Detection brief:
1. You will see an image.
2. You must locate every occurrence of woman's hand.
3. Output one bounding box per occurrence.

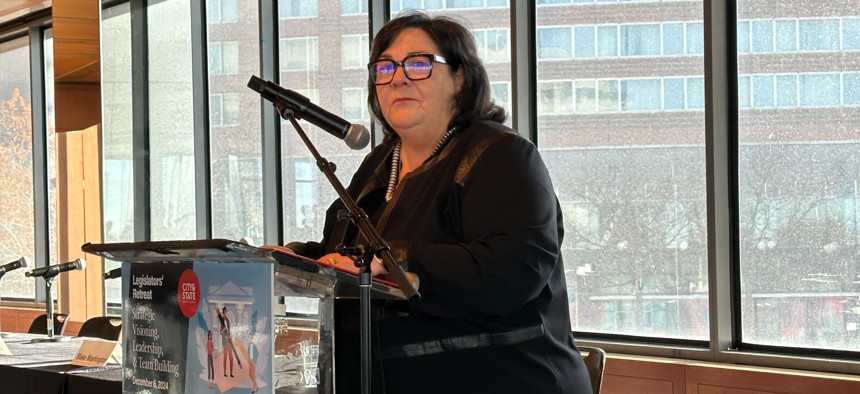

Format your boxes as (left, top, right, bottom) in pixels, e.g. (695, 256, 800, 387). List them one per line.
(317, 253, 387, 276)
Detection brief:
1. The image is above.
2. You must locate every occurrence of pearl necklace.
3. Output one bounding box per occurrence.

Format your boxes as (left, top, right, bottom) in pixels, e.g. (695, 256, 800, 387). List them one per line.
(385, 126, 457, 202)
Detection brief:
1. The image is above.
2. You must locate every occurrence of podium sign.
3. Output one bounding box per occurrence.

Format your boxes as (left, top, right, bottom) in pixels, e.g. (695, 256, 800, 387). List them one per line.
(84, 239, 405, 394)
(85, 240, 274, 393)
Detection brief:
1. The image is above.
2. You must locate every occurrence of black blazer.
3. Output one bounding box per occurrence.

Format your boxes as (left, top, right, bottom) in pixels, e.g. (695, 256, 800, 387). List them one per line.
(291, 121, 592, 393)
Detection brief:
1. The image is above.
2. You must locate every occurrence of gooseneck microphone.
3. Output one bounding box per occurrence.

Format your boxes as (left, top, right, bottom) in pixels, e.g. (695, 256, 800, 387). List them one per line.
(25, 258, 86, 279)
(247, 75, 370, 150)
(104, 267, 122, 280)
(0, 256, 28, 278)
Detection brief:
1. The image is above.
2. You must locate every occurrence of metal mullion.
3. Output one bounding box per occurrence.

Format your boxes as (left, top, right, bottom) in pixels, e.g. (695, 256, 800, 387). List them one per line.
(368, 0, 390, 146)
(191, 0, 212, 239)
(260, 0, 282, 245)
(511, 1, 537, 143)
(30, 25, 49, 303)
(131, 0, 151, 241)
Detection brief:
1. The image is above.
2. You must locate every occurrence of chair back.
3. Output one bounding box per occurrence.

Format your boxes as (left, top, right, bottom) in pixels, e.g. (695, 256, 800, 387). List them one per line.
(27, 313, 69, 336)
(579, 346, 606, 394)
(77, 316, 122, 341)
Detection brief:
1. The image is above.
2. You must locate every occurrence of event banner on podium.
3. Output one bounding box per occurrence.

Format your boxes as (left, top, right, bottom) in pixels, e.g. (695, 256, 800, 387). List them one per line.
(122, 261, 274, 393)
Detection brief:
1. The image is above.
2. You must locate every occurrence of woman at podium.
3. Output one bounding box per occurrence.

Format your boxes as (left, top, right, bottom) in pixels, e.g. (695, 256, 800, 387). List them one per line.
(285, 11, 592, 394)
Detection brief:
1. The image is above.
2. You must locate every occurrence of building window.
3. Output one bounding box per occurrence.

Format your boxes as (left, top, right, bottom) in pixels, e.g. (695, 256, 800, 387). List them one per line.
(664, 78, 686, 110)
(663, 23, 684, 55)
(490, 82, 511, 112)
(341, 34, 369, 69)
(621, 79, 662, 111)
(775, 20, 796, 52)
(474, 28, 510, 63)
(279, 0, 317, 19)
(538, 27, 572, 59)
(621, 24, 661, 56)
(207, 0, 237, 24)
(342, 87, 368, 121)
(0, 36, 36, 300)
(752, 75, 774, 108)
(845, 73, 860, 105)
(341, 0, 368, 15)
(799, 73, 840, 106)
(209, 41, 239, 75)
(752, 20, 774, 52)
(844, 18, 860, 50)
(574, 26, 595, 58)
(798, 19, 840, 51)
(597, 25, 618, 57)
(209, 93, 240, 127)
(775, 74, 798, 107)
(538, 81, 573, 114)
(280, 37, 319, 71)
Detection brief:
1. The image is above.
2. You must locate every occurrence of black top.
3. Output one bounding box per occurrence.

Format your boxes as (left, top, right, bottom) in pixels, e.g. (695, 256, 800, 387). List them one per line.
(290, 121, 592, 393)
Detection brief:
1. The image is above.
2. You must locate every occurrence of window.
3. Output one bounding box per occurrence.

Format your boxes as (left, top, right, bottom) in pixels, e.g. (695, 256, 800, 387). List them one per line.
(101, 2, 133, 308)
(621, 79, 661, 111)
(663, 23, 684, 56)
(575, 26, 595, 58)
(597, 26, 618, 57)
(798, 73, 840, 107)
(279, 0, 318, 19)
(538, 81, 573, 114)
(490, 81, 511, 111)
(537, 1, 707, 341)
(341, 34, 369, 69)
(148, 0, 196, 240)
(752, 75, 774, 108)
(0, 36, 36, 299)
(538, 27, 572, 59)
(621, 24, 661, 56)
(775, 20, 796, 52)
(798, 19, 839, 51)
(663, 77, 685, 110)
(207, 0, 238, 23)
(738, 1, 860, 354)
(341, 0, 369, 15)
(280, 37, 319, 71)
(751, 20, 773, 52)
(209, 41, 239, 75)
(342, 87, 368, 121)
(207, 0, 263, 244)
(844, 18, 860, 50)
(845, 73, 860, 105)
(474, 28, 510, 63)
(575, 80, 597, 113)
(210, 93, 240, 126)
(775, 74, 797, 107)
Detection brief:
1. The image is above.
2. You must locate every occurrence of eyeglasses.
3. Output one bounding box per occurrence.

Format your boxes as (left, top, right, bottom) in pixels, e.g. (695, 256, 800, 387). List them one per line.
(368, 53, 448, 85)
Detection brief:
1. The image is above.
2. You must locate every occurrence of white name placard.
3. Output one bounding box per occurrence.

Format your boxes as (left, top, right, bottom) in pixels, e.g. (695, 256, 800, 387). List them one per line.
(0, 336, 10, 356)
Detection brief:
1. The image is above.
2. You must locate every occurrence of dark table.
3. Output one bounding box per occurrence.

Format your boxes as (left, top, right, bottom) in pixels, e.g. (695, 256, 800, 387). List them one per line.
(0, 332, 121, 394)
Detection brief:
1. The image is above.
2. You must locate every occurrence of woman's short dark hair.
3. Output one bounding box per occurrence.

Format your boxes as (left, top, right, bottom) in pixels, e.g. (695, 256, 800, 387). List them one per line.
(367, 11, 507, 137)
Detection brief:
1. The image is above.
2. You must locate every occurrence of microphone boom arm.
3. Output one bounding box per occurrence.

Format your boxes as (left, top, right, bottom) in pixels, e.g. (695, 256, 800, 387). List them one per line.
(280, 109, 420, 299)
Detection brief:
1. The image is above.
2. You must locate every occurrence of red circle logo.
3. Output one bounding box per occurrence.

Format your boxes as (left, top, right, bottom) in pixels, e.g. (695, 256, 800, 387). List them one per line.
(177, 269, 200, 318)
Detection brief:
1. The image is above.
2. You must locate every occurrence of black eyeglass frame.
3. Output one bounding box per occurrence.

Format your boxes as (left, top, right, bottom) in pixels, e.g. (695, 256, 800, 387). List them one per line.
(367, 53, 448, 85)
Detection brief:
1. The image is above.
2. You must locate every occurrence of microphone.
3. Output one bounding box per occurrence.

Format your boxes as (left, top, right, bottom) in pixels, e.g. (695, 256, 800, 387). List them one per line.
(247, 75, 370, 150)
(0, 256, 28, 278)
(25, 258, 86, 279)
(104, 268, 122, 280)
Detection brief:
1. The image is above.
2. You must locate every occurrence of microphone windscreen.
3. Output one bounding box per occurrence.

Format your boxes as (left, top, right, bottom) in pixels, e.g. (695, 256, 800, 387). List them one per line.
(19, 256, 29, 268)
(76, 258, 87, 270)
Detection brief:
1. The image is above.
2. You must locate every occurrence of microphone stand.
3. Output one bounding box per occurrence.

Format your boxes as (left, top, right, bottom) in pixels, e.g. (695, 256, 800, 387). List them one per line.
(0, 276, 13, 338)
(31, 276, 70, 343)
(279, 108, 420, 394)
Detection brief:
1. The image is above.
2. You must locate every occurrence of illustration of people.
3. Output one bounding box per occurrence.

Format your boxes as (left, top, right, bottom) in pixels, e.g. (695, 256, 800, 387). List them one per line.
(216, 306, 242, 377)
(207, 330, 215, 388)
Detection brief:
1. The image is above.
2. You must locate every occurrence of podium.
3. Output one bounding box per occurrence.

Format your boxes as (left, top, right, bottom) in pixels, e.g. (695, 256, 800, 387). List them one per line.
(82, 239, 404, 394)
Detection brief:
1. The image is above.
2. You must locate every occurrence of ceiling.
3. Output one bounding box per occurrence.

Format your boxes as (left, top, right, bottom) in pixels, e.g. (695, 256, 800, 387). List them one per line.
(0, 0, 100, 84)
